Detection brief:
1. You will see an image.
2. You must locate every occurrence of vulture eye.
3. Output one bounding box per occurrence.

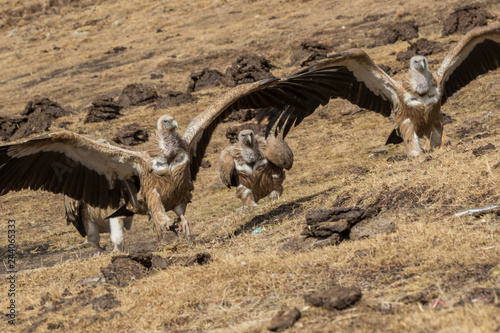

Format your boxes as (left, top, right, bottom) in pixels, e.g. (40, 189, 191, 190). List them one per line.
(163, 120, 170, 125)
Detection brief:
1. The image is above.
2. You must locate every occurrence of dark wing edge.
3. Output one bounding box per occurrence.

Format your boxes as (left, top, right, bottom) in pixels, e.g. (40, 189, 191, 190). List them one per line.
(0, 131, 142, 209)
(64, 196, 86, 237)
(256, 48, 399, 139)
(436, 25, 500, 105)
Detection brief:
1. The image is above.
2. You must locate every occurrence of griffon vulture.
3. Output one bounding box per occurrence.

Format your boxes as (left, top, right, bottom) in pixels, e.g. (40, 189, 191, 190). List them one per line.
(219, 129, 293, 207)
(64, 196, 133, 255)
(256, 25, 500, 156)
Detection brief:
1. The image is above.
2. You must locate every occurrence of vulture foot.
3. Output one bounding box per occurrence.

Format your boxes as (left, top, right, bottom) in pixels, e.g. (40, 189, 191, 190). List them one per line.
(268, 191, 280, 200)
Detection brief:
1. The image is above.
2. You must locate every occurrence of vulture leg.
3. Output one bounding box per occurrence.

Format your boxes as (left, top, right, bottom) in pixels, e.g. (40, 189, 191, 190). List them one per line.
(269, 169, 285, 200)
(236, 185, 258, 207)
(399, 118, 421, 157)
(147, 190, 173, 239)
(173, 203, 190, 239)
(429, 124, 444, 150)
(109, 217, 125, 253)
(82, 209, 106, 256)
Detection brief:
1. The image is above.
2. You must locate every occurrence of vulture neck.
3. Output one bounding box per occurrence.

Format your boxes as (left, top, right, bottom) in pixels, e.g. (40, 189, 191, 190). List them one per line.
(150, 130, 181, 159)
(408, 69, 433, 96)
(240, 142, 262, 164)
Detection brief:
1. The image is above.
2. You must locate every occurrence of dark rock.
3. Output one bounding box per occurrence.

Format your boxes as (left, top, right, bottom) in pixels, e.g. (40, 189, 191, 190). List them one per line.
(84, 96, 123, 123)
(100, 256, 148, 287)
(350, 217, 395, 240)
(200, 160, 211, 168)
(442, 4, 494, 36)
(150, 73, 164, 79)
(225, 123, 267, 143)
(472, 143, 495, 157)
(91, 293, 121, 311)
(290, 41, 331, 67)
(372, 21, 419, 47)
(304, 285, 362, 310)
(117, 83, 159, 107)
(267, 307, 301, 332)
(225, 54, 275, 87)
(0, 98, 70, 141)
(113, 123, 149, 146)
(188, 68, 227, 92)
(155, 90, 196, 108)
(105, 46, 127, 54)
(396, 38, 444, 61)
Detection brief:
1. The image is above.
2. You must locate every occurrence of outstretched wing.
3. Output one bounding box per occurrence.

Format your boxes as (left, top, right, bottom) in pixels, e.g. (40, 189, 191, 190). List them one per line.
(0, 131, 143, 209)
(64, 196, 86, 237)
(436, 25, 500, 105)
(182, 49, 400, 179)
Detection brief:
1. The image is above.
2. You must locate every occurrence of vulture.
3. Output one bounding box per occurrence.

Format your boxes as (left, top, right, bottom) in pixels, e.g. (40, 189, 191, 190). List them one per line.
(219, 129, 293, 207)
(63, 139, 133, 256)
(64, 196, 133, 255)
(255, 25, 500, 156)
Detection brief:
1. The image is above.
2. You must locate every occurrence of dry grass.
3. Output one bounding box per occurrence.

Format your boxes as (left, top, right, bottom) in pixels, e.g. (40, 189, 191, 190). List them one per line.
(1, 0, 500, 332)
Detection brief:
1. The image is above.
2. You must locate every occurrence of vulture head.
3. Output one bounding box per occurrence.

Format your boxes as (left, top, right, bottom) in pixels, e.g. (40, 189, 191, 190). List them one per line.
(238, 129, 255, 148)
(410, 55, 428, 73)
(157, 114, 179, 135)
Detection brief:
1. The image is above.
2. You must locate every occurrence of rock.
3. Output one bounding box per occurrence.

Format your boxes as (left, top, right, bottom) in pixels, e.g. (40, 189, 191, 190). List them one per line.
(396, 38, 444, 61)
(472, 143, 495, 157)
(289, 41, 331, 67)
(112, 123, 149, 146)
(304, 285, 362, 310)
(188, 68, 227, 92)
(117, 83, 159, 107)
(267, 307, 301, 332)
(350, 216, 396, 240)
(100, 256, 149, 287)
(155, 90, 196, 108)
(0, 98, 70, 141)
(83, 96, 123, 123)
(442, 4, 494, 36)
(372, 21, 419, 47)
(225, 54, 275, 87)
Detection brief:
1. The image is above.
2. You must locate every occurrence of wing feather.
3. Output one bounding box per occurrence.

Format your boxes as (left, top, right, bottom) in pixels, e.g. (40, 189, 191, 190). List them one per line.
(64, 196, 86, 238)
(0, 131, 143, 209)
(218, 148, 238, 187)
(436, 25, 500, 104)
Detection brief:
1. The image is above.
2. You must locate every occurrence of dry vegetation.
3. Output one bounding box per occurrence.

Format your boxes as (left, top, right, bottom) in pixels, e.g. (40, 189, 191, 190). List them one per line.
(0, 0, 499, 332)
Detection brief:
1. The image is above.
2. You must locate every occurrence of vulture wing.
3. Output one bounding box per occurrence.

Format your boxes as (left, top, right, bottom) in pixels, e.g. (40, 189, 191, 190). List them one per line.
(64, 196, 86, 237)
(0, 131, 143, 209)
(436, 25, 500, 105)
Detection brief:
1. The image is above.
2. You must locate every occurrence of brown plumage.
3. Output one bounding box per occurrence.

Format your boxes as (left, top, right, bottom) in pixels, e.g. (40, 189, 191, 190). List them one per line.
(64, 196, 133, 255)
(219, 129, 293, 207)
(256, 26, 500, 157)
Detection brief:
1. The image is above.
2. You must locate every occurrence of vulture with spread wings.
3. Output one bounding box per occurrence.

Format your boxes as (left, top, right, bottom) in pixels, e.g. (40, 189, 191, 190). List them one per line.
(256, 25, 500, 156)
(219, 129, 293, 207)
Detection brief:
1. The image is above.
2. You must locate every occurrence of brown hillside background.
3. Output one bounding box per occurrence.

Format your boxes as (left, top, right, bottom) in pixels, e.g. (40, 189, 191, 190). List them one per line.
(0, 0, 499, 332)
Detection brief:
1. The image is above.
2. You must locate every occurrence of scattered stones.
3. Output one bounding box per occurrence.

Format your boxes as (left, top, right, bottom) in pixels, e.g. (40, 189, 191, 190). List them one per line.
(267, 307, 301, 332)
(225, 123, 266, 143)
(104, 46, 127, 54)
(116, 83, 159, 107)
(112, 123, 149, 146)
(396, 38, 444, 61)
(289, 41, 331, 67)
(225, 54, 275, 87)
(304, 285, 362, 311)
(0, 98, 70, 141)
(372, 21, 419, 47)
(442, 4, 494, 36)
(472, 143, 495, 157)
(83, 96, 123, 123)
(188, 68, 226, 92)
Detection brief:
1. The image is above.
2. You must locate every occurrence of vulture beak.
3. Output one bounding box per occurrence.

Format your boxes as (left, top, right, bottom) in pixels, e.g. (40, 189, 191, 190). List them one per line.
(247, 135, 252, 145)
(172, 120, 179, 129)
(418, 59, 425, 70)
